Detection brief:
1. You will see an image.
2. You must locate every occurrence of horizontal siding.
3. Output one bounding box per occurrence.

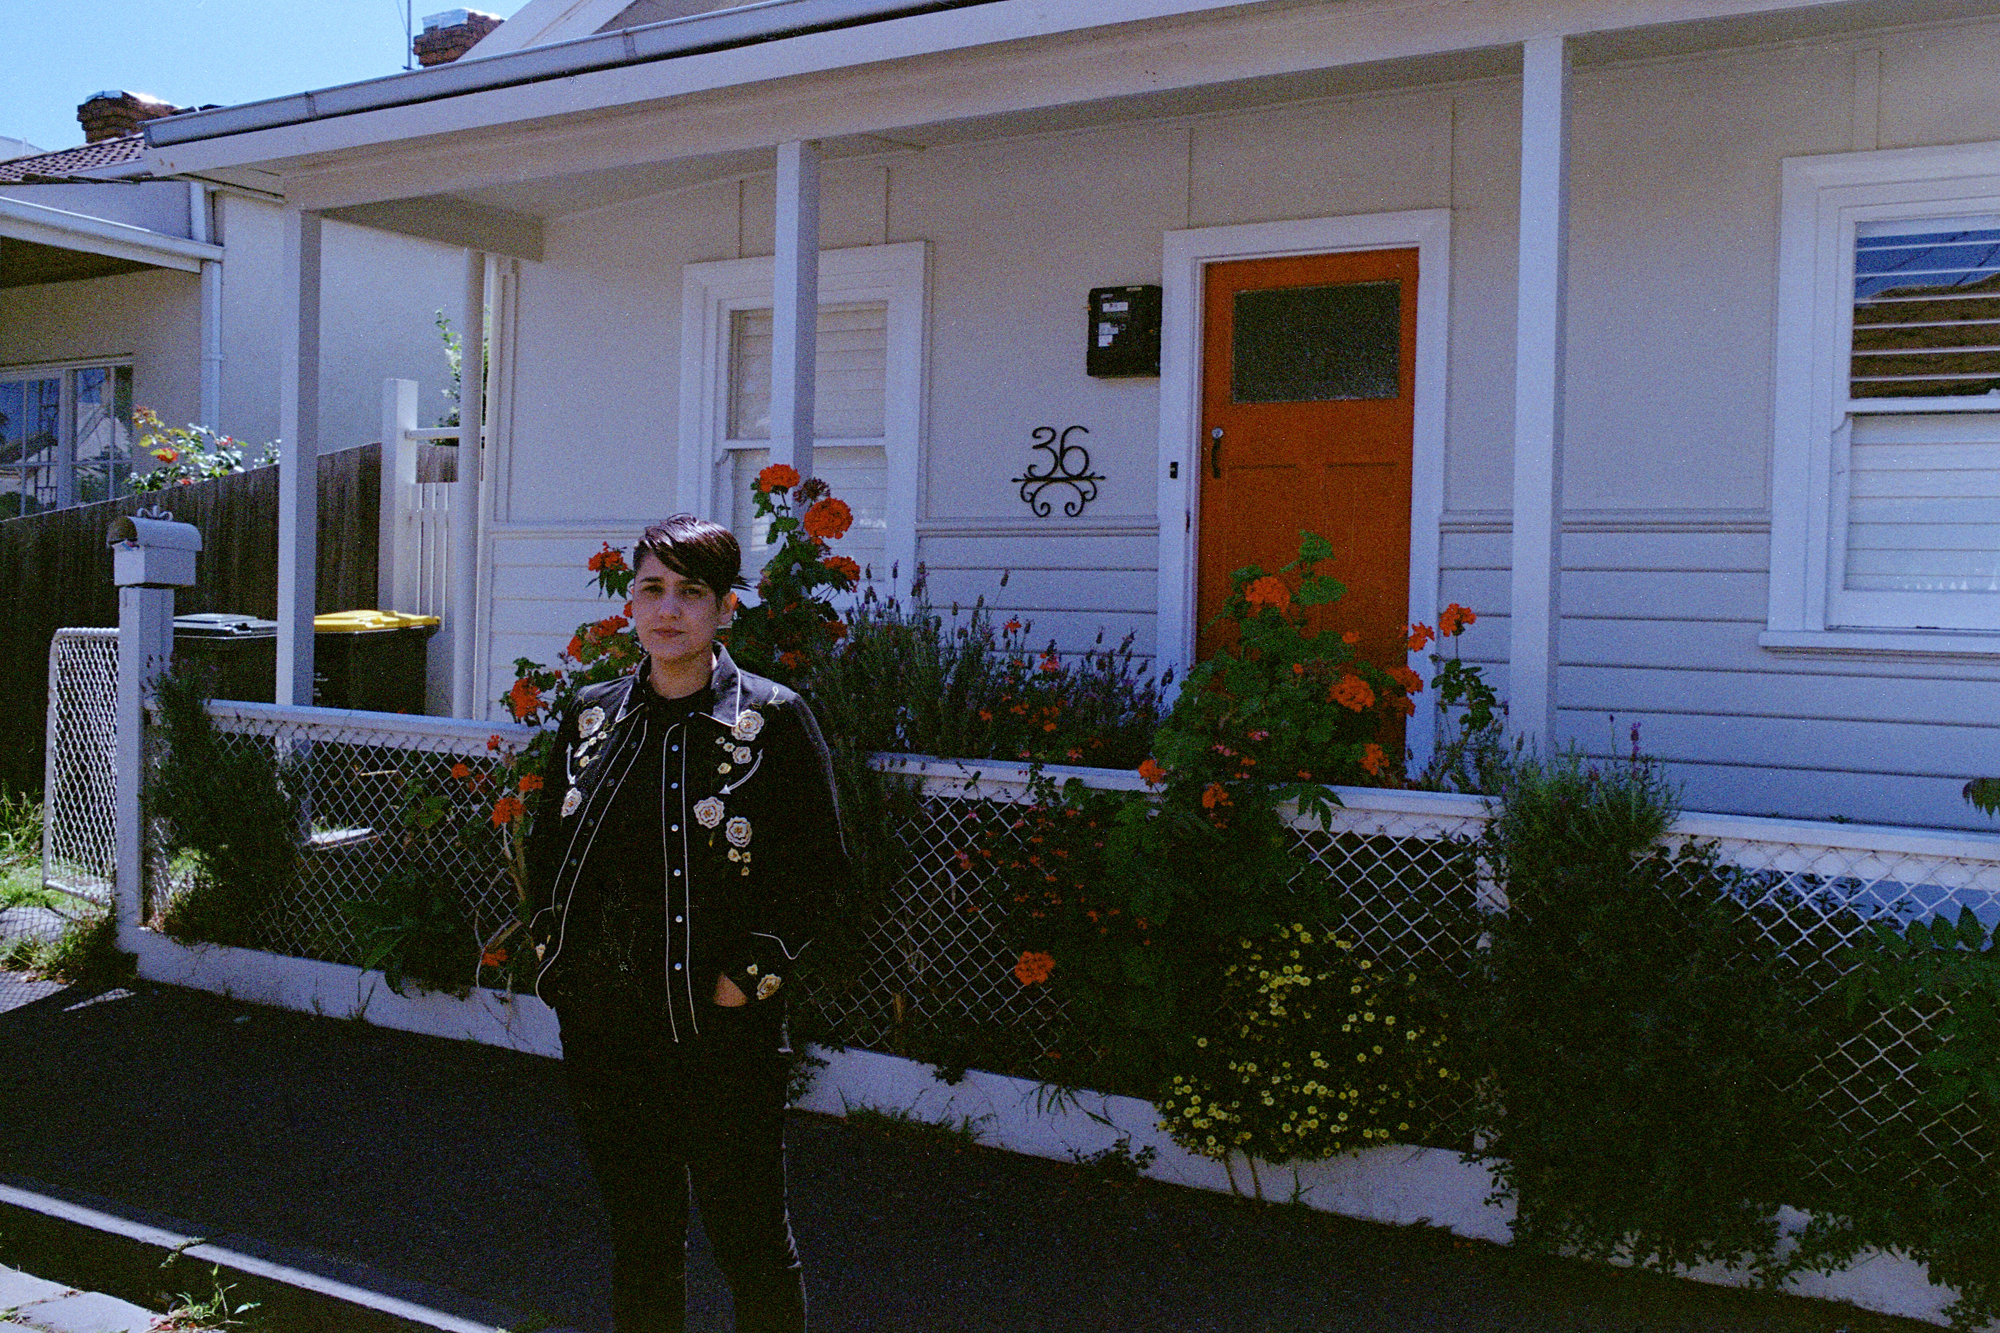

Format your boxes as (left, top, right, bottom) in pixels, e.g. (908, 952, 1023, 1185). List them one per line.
(916, 527, 1159, 660)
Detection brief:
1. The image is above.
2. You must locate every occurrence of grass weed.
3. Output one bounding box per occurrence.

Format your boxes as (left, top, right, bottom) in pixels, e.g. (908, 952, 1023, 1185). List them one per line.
(841, 1098, 995, 1150)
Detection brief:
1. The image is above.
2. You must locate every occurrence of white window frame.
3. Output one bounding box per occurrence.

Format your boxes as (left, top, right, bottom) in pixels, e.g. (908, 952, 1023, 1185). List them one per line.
(1767, 142, 2000, 656)
(676, 241, 926, 600)
(0, 357, 134, 514)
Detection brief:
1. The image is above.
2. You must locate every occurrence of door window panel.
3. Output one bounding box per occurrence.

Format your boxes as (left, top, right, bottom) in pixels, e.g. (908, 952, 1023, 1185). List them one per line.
(1231, 280, 1401, 404)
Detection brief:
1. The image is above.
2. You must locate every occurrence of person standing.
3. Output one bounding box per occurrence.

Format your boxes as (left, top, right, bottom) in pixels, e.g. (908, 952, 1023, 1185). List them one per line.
(525, 514, 846, 1333)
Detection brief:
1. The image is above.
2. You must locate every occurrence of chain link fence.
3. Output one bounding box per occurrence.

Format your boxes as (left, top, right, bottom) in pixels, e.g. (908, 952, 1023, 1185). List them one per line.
(158, 703, 534, 983)
(35, 636, 2000, 1178)
(41, 629, 119, 907)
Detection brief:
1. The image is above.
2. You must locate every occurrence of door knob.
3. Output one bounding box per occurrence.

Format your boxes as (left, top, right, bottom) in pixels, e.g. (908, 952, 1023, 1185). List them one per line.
(1209, 427, 1223, 479)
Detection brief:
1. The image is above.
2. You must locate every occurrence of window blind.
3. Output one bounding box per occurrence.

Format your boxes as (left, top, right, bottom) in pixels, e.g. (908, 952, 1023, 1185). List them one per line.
(728, 301, 888, 440)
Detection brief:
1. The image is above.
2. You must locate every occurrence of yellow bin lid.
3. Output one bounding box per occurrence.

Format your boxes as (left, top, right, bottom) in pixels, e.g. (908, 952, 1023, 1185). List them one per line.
(313, 610, 442, 633)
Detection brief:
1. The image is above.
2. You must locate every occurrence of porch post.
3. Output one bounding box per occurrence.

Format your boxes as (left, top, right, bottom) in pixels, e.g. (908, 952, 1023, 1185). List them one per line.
(771, 139, 821, 479)
(379, 377, 419, 613)
(190, 183, 222, 429)
(276, 206, 322, 706)
(452, 251, 487, 718)
(1507, 35, 1571, 750)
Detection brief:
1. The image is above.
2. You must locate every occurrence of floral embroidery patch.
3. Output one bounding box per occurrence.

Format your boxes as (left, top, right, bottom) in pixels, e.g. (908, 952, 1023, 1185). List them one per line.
(756, 974, 782, 1000)
(578, 706, 607, 738)
(732, 710, 765, 741)
(561, 788, 583, 817)
(694, 797, 726, 828)
(725, 815, 753, 848)
(732, 746, 752, 764)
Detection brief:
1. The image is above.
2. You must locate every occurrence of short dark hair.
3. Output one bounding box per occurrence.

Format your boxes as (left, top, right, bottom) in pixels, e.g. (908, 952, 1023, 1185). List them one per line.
(632, 515, 745, 596)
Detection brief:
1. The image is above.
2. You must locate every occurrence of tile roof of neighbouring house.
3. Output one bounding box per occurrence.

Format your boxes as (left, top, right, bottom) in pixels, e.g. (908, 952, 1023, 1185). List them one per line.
(0, 135, 146, 183)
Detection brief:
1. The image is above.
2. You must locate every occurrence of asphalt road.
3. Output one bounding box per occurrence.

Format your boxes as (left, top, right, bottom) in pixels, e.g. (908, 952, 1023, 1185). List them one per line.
(0, 978, 1940, 1333)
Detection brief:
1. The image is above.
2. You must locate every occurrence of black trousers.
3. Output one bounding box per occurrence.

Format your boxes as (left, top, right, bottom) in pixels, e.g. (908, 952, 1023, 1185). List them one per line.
(559, 1001, 806, 1333)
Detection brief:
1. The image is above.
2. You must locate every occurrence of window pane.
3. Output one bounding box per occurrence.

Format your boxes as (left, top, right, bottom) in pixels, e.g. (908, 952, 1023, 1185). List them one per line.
(1852, 221, 2000, 400)
(728, 302, 888, 440)
(727, 444, 888, 600)
(73, 366, 134, 495)
(1845, 417, 2000, 592)
(0, 377, 60, 514)
(1232, 281, 1401, 404)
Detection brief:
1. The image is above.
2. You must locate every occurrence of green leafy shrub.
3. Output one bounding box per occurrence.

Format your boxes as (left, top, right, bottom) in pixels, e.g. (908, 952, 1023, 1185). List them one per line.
(1808, 906, 2000, 1329)
(148, 668, 301, 947)
(1467, 745, 1823, 1278)
(1157, 924, 1457, 1175)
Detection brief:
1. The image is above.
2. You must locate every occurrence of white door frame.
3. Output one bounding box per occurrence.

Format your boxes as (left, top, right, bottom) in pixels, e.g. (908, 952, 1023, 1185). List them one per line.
(1156, 210, 1451, 772)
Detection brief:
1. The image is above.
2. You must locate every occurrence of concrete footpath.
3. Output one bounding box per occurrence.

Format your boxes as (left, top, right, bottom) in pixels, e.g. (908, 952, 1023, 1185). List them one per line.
(0, 977, 1943, 1333)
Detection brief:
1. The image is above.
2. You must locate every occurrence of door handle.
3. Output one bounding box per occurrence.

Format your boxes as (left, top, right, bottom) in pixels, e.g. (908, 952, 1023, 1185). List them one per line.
(1209, 427, 1223, 479)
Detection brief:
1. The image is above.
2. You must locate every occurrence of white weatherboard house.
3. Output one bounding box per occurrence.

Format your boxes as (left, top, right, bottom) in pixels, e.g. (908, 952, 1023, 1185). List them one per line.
(137, 0, 2000, 829)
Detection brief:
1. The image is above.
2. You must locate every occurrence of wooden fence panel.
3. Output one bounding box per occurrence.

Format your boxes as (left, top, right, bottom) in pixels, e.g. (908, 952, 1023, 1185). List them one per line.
(0, 443, 382, 795)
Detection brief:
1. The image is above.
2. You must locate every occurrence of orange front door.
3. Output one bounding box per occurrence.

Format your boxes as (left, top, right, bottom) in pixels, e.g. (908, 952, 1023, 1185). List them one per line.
(1197, 248, 1418, 671)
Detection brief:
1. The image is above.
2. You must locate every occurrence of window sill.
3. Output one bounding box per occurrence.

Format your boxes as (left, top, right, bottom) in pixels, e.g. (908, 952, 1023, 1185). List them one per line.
(1759, 628, 2000, 661)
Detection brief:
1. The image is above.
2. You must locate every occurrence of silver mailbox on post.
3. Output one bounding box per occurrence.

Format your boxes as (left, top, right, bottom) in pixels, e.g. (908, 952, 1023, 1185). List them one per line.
(108, 512, 203, 588)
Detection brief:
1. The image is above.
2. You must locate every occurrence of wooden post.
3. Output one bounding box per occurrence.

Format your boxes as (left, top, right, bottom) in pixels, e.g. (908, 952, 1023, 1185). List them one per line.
(771, 139, 821, 480)
(1507, 35, 1571, 750)
(276, 206, 323, 706)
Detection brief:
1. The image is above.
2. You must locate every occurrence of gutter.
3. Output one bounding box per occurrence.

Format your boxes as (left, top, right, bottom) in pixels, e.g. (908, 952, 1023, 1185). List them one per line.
(146, 0, 1004, 149)
(0, 195, 223, 272)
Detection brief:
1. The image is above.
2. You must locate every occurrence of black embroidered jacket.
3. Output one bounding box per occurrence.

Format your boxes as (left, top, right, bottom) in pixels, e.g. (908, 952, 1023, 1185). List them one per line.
(523, 646, 846, 1040)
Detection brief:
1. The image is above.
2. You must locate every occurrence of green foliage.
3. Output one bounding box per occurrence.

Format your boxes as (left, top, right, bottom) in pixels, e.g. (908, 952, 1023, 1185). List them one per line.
(725, 464, 860, 684)
(337, 769, 484, 996)
(128, 406, 279, 493)
(1468, 746, 1823, 1278)
(812, 591, 1162, 769)
(1415, 607, 1510, 795)
(155, 1263, 262, 1330)
(0, 909, 132, 985)
(1153, 532, 1419, 823)
(1811, 906, 2000, 1328)
(1157, 924, 1457, 1167)
(148, 668, 301, 948)
(1068, 1135, 1158, 1184)
(1964, 777, 2000, 817)
(841, 1099, 993, 1149)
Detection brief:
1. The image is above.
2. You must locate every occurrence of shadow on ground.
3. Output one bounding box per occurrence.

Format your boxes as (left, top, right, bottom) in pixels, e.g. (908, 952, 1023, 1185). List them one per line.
(0, 978, 1942, 1333)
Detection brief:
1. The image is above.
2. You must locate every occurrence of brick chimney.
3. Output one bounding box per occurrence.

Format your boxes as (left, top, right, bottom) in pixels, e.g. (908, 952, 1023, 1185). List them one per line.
(414, 9, 503, 67)
(76, 91, 187, 144)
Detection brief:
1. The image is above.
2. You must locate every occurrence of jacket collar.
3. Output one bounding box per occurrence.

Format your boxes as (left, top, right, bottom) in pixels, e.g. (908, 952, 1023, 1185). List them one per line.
(611, 643, 758, 731)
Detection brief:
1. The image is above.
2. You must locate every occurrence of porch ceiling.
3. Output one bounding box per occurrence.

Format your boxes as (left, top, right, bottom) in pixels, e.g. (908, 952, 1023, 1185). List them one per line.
(152, 0, 2000, 254)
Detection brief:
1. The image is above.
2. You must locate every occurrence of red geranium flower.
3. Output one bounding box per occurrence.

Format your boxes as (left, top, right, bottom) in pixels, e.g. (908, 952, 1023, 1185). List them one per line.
(801, 497, 854, 541)
(1137, 757, 1168, 786)
(507, 678, 544, 721)
(756, 463, 801, 494)
(1013, 950, 1056, 985)
(823, 554, 861, 584)
(1439, 603, 1477, 636)
(1243, 575, 1291, 611)
(490, 794, 527, 826)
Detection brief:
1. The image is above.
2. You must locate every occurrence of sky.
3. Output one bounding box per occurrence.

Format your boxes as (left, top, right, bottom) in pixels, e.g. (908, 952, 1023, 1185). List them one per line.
(0, 0, 521, 156)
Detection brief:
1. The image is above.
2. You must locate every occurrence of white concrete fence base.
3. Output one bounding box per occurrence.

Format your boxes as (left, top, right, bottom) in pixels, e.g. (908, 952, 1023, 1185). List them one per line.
(126, 928, 1976, 1330)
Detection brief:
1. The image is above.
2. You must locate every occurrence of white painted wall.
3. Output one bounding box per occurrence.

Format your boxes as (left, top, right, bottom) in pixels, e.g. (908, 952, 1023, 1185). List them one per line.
(0, 266, 202, 426)
(215, 196, 461, 454)
(481, 12, 2000, 827)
